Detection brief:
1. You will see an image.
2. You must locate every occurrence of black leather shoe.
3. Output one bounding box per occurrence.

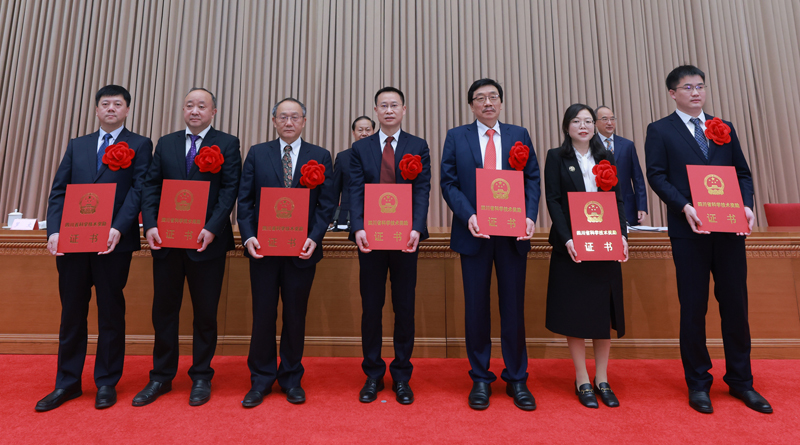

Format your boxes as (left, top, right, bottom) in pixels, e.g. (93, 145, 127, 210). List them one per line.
(242, 388, 270, 408)
(468, 382, 491, 410)
(35, 387, 82, 412)
(189, 380, 211, 406)
(132, 380, 172, 407)
(576, 381, 598, 409)
(506, 382, 536, 411)
(359, 378, 384, 403)
(593, 379, 619, 408)
(282, 386, 306, 404)
(95, 386, 117, 409)
(730, 388, 772, 414)
(392, 381, 414, 405)
(688, 390, 713, 413)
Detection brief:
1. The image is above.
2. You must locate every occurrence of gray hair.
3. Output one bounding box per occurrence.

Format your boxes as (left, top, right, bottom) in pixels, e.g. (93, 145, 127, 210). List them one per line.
(272, 97, 307, 117)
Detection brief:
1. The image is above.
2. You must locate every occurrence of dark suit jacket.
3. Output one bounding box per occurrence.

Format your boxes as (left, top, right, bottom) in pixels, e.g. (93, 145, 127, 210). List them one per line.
(645, 112, 754, 239)
(332, 148, 353, 215)
(544, 147, 627, 253)
(440, 121, 541, 256)
(237, 139, 335, 267)
(47, 128, 153, 253)
(596, 134, 647, 224)
(349, 130, 431, 241)
(141, 127, 241, 260)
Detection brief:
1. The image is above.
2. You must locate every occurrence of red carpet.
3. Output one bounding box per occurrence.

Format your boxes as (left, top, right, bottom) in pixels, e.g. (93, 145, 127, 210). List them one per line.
(1, 356, 798, 444)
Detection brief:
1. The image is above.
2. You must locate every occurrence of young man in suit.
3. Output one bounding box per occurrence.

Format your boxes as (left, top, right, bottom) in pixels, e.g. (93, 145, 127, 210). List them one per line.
(645, 65, 771, 414)
(38, 85, 153, 411)
(237, 98, 335, 407)
(331, 116, 375, 230)
(595, 106, 648, 225)
(134, 88, 241, 407)
(440, 78, 540, 411)
(349, 87, 431, 405)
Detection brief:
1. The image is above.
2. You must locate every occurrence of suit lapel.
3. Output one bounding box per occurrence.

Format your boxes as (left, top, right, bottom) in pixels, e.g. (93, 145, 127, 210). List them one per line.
(174, 131, 188, 179)
(292, 141, 311, 188)
(271, 140, 285, 186)
(466, 122, 483, 168)
(80, 131, 100, 183)
(187, 128, 215, 179)
(704, 112, 717, 161)
(668, 112, 708, 164)
(394, 131, 410, 179)
(94, 128, 130, 183)
(499, 122, 512, 170)
(370, 134, 382, 178)
(565, 156, 586, 192)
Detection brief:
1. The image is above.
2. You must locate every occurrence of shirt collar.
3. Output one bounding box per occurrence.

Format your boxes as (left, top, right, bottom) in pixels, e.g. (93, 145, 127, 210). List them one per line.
(279, 137, 303, 153)
(600, 133, 614, 142)
(676, 109, 706, 125)
(185, 125, 212, 140)
(99, 125, 124, 142)
(573, 146, 593, 161)
(379, 129, 401, 146)
(476, 120, 501, 137)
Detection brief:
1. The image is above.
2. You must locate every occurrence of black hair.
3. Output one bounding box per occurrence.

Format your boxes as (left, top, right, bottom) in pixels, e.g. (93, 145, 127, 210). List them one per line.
(272, 97, 307, 117)
(467, 78, 504, 104)
(665, 65, 706, 90)
(557, 103, 607, 160)
(95, 85, 131, 107)
(351, 115, 375, 131)
(374, 87, 405, 105)
(187, 87, 217, 108)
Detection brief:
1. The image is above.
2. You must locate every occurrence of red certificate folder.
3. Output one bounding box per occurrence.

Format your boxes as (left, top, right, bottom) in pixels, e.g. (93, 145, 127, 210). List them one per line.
(256, 188, 309, 256)
(475, 168, 527, 237)
(364, 184, 412, 250)
(567, 191, 625, 261)
(687, 165, 749, 233)
(57, 183, 116, 253)
(156, 179, 210, 249)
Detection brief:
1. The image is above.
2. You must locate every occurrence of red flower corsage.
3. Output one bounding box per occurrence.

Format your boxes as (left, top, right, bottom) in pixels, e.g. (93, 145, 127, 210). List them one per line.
(299, 160, 326, 189)
(399, 154, 423, 180)
(509, 141, 530, 171)
(592, 159, 619, 191)
(101, 141, 135, 171)
(704, 117, 732, 145)
(194, 145, 225, 173)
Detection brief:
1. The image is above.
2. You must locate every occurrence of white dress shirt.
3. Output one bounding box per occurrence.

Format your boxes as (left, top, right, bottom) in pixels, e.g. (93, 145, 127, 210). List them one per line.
(676, 108, 707, 135)
(185, 125, 212, 155)
(379, 129, 400, 153)
(573, 146, 597, 192)
(601, 134, 614, 153)
(98, 126, 124, 152)
(476, 120, 502, 170)
(279, 137, 303, 179)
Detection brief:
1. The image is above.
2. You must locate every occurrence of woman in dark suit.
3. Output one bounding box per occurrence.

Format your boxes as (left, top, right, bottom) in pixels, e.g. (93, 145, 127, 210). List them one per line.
(544, 104, 628, 408)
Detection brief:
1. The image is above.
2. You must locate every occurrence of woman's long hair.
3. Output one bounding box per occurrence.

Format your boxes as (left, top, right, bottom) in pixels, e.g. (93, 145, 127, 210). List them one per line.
(557, 103, 607, 161)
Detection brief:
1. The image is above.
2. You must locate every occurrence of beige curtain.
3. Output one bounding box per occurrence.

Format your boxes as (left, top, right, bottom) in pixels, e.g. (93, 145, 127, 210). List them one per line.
(1, 0, 798, 228)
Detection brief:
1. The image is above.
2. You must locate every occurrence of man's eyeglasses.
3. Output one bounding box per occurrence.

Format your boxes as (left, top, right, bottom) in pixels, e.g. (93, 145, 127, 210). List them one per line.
(473, 95, 501, 104)
(674, 84, 707, 92)
(277, 114, 303, 123)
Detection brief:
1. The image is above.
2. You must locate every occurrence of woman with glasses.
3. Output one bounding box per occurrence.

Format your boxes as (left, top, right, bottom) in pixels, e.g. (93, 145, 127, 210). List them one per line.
(543, 103, 629, 409)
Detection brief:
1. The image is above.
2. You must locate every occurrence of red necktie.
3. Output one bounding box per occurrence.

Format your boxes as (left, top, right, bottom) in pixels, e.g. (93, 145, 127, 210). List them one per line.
(484, 129, 497, 169)
(380, 136, 396, 184)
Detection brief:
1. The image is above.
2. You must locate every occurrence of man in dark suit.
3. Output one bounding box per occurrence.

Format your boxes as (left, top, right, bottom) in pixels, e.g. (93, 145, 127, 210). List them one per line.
(350, 87, 431, 405)
(440, 78, 540, 411)
(645, 65, 771, 414)
(331, 116, 375, 230)
(595, 106, 648, 225)
(134, 88, 241, 407)
(237, 98, 335, 407)
(37, 85, 152, 411)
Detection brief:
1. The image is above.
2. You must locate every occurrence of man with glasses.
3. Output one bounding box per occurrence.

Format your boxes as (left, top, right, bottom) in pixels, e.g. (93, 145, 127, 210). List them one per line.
(331, 116, 376, 230)
(440, 78, 540, 411)
(645, 65, 771, 414)
(350, 87, 431, 405)
(594, 106, 648, 225)
(237, 98, 335, 407)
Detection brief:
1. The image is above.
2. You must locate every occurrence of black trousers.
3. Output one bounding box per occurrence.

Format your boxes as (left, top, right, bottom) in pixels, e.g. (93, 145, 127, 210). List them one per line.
(460, 236, 528, 384)
(671, 234, 753, 393)
(358, 249, 418, 382)
(247, 257, 316, 392)
(149, 249, 226, 382)
(55, 251, 132, 390)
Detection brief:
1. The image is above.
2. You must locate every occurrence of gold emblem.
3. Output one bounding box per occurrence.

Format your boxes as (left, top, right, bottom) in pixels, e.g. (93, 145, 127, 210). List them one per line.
(275, 197, 295, 219)
(379, 192, 398, 213)
(491, 178, 510, 200)
(704, 174, 725, 195)
(79, 193, 99, 214)
(569, 166, 576, 172)
(584, 201, 604, 223)
(175, 189, 194, 211)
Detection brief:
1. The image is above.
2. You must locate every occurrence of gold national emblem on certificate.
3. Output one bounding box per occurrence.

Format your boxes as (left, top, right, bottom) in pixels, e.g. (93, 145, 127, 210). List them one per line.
(704, 174, 725, 195)
(175, 189, 194, 211)
(275, 197, 295, 219)
(584, 200, 604, 223)
(491, 178, 510, 199)
(79, 193, 99, 214)
(379, 192, 398, 213)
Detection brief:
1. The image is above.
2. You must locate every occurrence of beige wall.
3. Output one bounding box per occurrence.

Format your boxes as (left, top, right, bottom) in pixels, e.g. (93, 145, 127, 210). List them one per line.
(1, 0, 799, 228)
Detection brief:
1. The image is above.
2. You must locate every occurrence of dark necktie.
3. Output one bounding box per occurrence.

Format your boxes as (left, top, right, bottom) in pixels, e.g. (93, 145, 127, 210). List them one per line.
(283, 146, 293, 187)
(187, 134, 200, 174)
(484, 129, 497, 169)
(97, 133, 112, 171)
(380, 136, 395, 184)
(690, 117, 709, 159)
